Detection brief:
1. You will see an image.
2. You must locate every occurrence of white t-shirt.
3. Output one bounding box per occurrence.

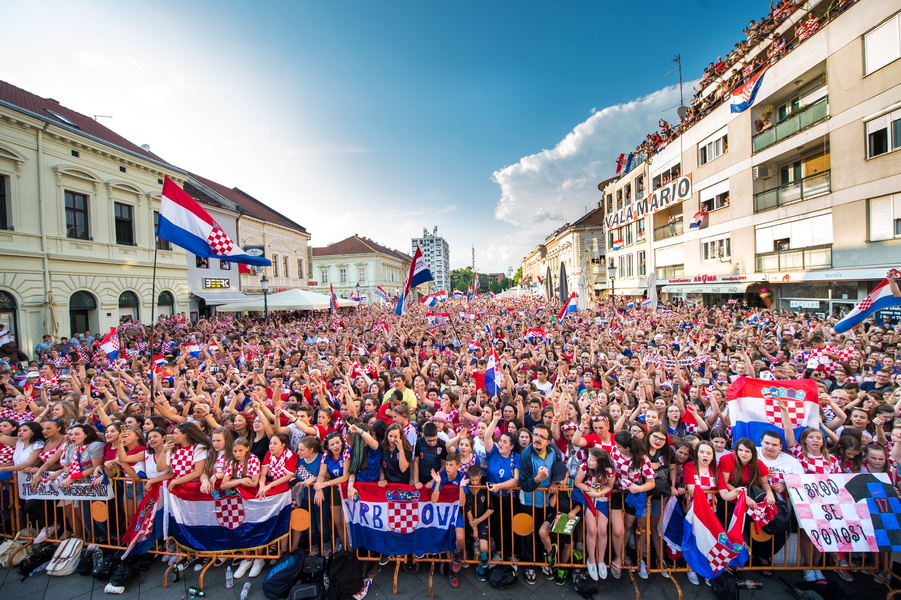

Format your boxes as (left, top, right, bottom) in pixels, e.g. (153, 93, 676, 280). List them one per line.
(13, 440, 44, 466)
(757, 448, 804, 500)
(532, 379, 553, 396)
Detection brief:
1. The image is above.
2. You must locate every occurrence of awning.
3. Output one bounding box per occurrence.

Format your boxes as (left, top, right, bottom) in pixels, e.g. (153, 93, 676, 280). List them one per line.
(661, 283, 754, 295)
(193, 291, 254, 306)
(610, 288, 648, 296)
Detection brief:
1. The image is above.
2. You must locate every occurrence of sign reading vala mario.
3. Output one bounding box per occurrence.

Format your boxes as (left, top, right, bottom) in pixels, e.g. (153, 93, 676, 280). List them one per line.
(605, 175, 692, 231)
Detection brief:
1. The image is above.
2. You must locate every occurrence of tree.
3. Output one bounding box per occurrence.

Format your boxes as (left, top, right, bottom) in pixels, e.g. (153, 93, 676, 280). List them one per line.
(513, 267, 523, 286)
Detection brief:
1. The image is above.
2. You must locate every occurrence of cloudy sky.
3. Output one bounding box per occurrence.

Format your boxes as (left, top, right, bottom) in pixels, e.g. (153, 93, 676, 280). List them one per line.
(5, 0, 759, 273)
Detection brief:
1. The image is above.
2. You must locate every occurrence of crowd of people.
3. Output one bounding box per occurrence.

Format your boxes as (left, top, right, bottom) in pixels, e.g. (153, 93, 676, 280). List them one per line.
(625, 0, 856, 178)
(0, 292, 898, 589)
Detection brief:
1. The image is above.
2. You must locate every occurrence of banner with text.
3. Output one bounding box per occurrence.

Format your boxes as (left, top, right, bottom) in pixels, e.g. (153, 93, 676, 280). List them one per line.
(784, 473, 901, 553)
(604, 175, 693, 231)
(17, 472, 115, 502)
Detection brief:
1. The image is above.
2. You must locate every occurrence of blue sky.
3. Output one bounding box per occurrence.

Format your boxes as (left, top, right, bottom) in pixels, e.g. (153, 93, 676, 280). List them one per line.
(6, 0, 760, 273)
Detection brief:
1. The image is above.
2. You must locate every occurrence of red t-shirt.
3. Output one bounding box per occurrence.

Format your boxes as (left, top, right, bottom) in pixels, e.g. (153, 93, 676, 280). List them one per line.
(716, 452, 768, 490)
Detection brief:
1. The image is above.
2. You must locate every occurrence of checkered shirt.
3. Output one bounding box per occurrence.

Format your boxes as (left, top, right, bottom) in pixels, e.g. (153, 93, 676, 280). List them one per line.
(1, 409, 34, 424)
(169, 445, 201, 478)
(790, 443, 841, 474)
(609, 445, 655, 490)
(0, 443, 13, 466)
(264, 449, 296, 481)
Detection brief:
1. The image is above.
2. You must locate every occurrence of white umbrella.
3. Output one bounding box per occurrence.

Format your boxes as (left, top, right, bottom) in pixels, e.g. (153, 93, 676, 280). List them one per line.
(216, 289, 357, 312)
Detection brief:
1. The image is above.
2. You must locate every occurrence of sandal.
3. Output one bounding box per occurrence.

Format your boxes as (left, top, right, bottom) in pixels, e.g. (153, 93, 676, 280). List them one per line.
(611, 561, 622, 579)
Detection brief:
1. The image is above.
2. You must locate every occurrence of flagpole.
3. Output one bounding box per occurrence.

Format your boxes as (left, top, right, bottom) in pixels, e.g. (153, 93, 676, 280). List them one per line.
(147, 238, 159, 393)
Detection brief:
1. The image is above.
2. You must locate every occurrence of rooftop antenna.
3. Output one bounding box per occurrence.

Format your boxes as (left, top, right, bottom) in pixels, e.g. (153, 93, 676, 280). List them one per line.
(93, 115, 113, 121)
(663, 55, 688, 120)
(471, 246, 475, 270)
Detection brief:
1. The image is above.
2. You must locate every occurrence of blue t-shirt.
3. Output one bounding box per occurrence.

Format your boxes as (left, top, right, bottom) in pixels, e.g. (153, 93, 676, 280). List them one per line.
(324, 453, 344, 479)
(353, 446, 382, 483)
(486, 446, 520, 497)
(297, 453, 322, 483)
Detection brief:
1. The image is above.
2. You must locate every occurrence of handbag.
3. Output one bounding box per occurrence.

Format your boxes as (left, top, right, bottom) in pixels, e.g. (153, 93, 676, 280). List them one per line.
(649, 465, 671, 497)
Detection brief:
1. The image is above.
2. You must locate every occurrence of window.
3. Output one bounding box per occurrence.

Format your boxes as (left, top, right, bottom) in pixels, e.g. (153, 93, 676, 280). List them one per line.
(272, 254, 279, 277)
(625, 253, 634, 277)
(157, 291, 174, 315)
(283, 256, 289, 279)
(635, 175, 645, 198)
(700, 180, 730, 212)
(320, 268, 328, 283)
(0, 175, 8, 230)
(220, 260, 231, 270)
(358, 266, 366, 282)
(624, 224, 633, 245)
(699, 134, 727, 165)
(154, 211, 171, 250)
(869, 194, 901, 241)
(702, 236, 732, 261)
(636, 219, 646, 242)
(114, 202, 135, 245)
(637, 250, 646, 276)
(339, 267, 347, 283)
(864, 13, 901, 75)
(64, 190, 89, 239)
(755, 213, 833, 249)
(196, 256, 209, 268)
(618, 256, 625, 277)
(655, 264, 685, 279)
(866, 108, 901, 159)
(297, 259, 304, 279)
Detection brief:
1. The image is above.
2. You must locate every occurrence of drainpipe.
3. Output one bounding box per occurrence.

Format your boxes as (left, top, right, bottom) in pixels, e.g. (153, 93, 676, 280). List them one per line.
(37, 126, 53, 336)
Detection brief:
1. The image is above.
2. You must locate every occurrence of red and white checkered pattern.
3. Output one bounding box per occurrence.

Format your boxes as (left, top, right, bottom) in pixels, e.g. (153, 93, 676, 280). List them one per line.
(0, 443, 13, 466)
(214, 493, 245, 529)
(762, 387, 808, 429)
(609, 445, 655, 490)
(387, 501, 419, 534)
(39, 443, 65, 465)
(170, 445, 198, 478)
(706, 541, 740, 572)
(264, 449, 295, 480)
(206, 226, 234, 255)
(790, 443, 841, 474)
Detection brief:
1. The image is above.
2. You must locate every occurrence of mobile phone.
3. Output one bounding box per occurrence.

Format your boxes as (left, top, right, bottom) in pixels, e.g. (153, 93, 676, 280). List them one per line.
(254, 368, 263, 374)
(210, 366, 220, 373)
(699, 378, 710, 385)
(166, 434, 175, 445)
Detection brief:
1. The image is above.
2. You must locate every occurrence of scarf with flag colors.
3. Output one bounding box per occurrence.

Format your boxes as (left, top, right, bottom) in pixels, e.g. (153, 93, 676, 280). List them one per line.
(730, 68, 767, 113)
(99, 327, 120, 361)
(343, 482, 460, 556)
(834, 276, 901, 333)
(681, 486, 749, 578)
(726, 377, 819, 445)
(557, 292, 578, 322)
(484, 349, 501, 397)
(158, 178, 271, 266)
(395, 246, 434, 315)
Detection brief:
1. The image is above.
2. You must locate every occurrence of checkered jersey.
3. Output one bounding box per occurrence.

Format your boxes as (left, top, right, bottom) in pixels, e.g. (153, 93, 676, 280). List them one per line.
(809, 345, 838, 376)
(263, 449, 296, 480)
(609, 445, 655, 490)
(790, 443, 840, 474)
(229, 454, 260, 480)
(0, 409, 34, 424)
(169, 444, 207, 478)
(682, 462, 717, 491)
(39, 442, 65, 465)
(579, 464, 614, 497)
(0, 442, 13, 466)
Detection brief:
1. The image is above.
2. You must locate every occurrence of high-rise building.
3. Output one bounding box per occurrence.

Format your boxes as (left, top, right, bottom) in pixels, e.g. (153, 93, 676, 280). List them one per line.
(412, 227, 450, 292)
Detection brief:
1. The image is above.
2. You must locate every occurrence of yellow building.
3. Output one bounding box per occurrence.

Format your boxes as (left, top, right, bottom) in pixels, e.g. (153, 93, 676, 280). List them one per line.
(0, 80, 189, 353)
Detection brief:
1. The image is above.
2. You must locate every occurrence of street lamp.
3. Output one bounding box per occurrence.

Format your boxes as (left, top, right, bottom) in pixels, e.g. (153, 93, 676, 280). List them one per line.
(607, 261, 616, 306)
(261, 274, 269, 319)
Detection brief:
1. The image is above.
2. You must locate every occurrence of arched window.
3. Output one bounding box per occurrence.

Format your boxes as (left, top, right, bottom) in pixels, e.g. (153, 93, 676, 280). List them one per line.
(157, 291, 175, 316)
(69, 291, 97, 336)
(118, 291, 140, 322)
(0, 291, 18, 344)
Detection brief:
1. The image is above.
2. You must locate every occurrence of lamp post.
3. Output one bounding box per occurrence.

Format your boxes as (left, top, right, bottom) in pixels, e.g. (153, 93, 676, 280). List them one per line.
(607, 261, 616, 307)
(261, 274, 269, 319)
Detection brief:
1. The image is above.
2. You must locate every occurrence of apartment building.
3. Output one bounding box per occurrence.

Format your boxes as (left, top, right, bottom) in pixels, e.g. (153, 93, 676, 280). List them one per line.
(411, 227, 450, 292)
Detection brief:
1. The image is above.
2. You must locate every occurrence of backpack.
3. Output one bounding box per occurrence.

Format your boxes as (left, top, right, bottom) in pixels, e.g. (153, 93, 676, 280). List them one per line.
(487, 565, 518, 589)
(289, 582, 324, 600)
(763, 499, 791, 534)
(91, 549, 122, 581)
(300, 555, 327, 583)
(263, 550, 307, 599)
(572, 571, 600, 599)
(16, 543, 55, 579)
(109, 556, 142, 588)
(326, 550, 364, 600)
(46, 537, 84, 576)
(709, 569, 739, 600)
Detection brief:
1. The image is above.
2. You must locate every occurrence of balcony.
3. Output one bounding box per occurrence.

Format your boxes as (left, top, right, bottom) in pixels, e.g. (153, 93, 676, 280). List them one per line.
(752, 97, 829, 153)
(755, 244, 832, 272)
(654, 217, 683, 241)
(753, 170, 831, 212)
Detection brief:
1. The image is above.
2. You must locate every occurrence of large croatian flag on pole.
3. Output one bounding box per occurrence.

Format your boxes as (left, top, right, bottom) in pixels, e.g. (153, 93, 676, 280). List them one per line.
(726, 377, 819, 445)
(343, 482, 460, 556)
(396, 246, 434, 315)
(557, 292, 578, 322)
(158, 177, 271, 266)
(730, 68, 767, 113)
(164, 484, 291, 552)
(485, 349, 502, 397)
(834, 277, 901, 333)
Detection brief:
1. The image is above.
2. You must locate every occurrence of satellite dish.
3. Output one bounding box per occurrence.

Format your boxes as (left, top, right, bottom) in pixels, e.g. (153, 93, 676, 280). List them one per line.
(677, 105, 688, 120)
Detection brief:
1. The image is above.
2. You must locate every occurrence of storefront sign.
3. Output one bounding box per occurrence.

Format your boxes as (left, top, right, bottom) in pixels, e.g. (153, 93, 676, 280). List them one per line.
(784, 473, 901, 553)
(203, 278, 231, 289)
(789, 300, 820, 309)
(660, 274, 754, 285)
(308, 281, 319, 286)
(604, 175, 692, 231)
(768, 267, 890, 283)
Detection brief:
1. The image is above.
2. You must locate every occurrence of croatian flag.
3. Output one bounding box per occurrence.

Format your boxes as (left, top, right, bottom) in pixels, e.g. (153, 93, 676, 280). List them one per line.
(425, 312, 450, 325)
(158, 178, 271, 266)
(524, 328, 547, 344)
(165, 483, 291, 552)
(152, 355, 166, 368)
(421, 293, 439, 307)
(485, 349, 501, 397)
(349, 290, 362, 302)
(371, 322, 388, 334)
(626, 300, 636, 310)
(641, 298, 653, 308)
(452, 289, 464, 300)
(375, 286, 389, 303)
(745, 312, 759, 324)
(730, 68, 767, 113)
(435, 290, 447, 302)
(690, 211, 707, 229)
(467, 341, 481, 353)
(488, 291, 496, 299)
(659, 496, 685, 557)
(343, 482, 459, 556)
(99, 327, 120, 361)
(834, 277, 901, 333)
(122, 481, 164, 558)
(557, 292, 578, 322)
(726, 377, 819, 445)
(682, 485, 749, 578)
(396, 246, 434, 315)
(330, 284, 339, 311)
(184, 343, 202, 358)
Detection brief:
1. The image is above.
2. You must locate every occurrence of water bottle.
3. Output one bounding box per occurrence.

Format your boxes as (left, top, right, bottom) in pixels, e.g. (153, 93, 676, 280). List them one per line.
(736, 580, 763, 589)
(240, 582, 251, 600)
(225, 565, 234, 589)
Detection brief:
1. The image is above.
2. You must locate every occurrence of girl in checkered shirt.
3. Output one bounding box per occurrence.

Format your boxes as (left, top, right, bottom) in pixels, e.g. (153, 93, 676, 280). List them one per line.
(159, 422, 210, 493)
(608, 431, 656, 580)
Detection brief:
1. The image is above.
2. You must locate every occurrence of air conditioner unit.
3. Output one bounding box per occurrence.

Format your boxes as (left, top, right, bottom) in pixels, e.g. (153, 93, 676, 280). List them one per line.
(752, 165, 772, 180)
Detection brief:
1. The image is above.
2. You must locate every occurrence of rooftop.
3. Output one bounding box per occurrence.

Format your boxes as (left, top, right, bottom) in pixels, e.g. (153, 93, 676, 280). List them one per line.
(313, 234, 411, 262)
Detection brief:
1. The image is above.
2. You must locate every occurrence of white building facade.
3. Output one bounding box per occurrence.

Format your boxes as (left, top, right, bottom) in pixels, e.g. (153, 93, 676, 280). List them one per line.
(411, 227, 450, 292)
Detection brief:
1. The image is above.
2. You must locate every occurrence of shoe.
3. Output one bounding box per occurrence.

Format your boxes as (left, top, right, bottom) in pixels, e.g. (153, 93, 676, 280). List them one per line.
(414, 553, 426, 559)
(34, 525, 55, 544)
(874, 570, 891, 583)
(704, 578, 711, 587)
(449, 573, 459, 588)
(525, 567, 537, 585)
(837, 569, 853, 582)
(547, 542, 558, 567)
(234, 559, 252, 579)
(378, 554, 390, 566)
(479, 552, 488, 568)
(167, 555, 180, 566)
(249, 558, 265, 578)
(352, 578, 372, 600)
(213, 557, 226, 567)
(687, 571, 699, 585)
(542, 565, 554, 580)
(554, 567, 567, 585)
(661, 570, 670, 579)
(322, 544, 332, 558)
(587, 562, 598, 581)
(451, 559, 461, 574)
(598, 563, 608, 580)
(475, 566, 487, 582)
(814, 570, 826, 581)
(194, 557, 211, 572)
(572, 548, 584, 562)
(638, 560, 648, 580)
(491, 553, 501, 562)
(611, 562, 621, 579)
